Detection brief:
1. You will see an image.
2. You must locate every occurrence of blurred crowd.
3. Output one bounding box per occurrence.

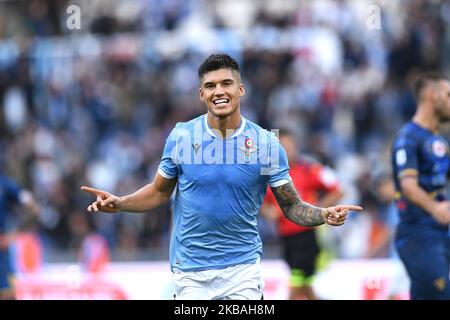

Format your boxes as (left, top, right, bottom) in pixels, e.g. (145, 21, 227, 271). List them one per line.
(0, 0, 449, 261)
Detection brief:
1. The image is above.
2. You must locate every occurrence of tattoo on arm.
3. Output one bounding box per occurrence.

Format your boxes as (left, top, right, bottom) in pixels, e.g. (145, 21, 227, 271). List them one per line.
(271, 182, 325, 227)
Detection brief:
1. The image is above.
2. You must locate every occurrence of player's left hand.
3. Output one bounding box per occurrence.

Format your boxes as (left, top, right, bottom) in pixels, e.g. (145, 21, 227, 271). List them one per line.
(322, 205, 363, 226)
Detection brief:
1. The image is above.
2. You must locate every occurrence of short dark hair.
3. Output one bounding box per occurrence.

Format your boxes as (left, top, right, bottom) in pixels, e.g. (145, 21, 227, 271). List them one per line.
(198, 54, 240, 80)
(413, 72, 448, 100)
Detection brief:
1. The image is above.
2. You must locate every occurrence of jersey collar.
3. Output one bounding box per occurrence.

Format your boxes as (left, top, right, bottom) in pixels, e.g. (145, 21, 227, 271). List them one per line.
(204, 114, 247, 140)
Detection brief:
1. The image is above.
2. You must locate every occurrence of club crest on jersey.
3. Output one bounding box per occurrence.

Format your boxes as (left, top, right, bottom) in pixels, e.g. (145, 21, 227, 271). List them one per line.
(432, 140, 447, 158)
(239, 138, 257, 163)
(245, 138, 254, 149)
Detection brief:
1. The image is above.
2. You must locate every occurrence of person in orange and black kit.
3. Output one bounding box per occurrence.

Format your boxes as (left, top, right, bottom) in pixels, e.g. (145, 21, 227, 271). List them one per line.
(262, 129, 343, 300)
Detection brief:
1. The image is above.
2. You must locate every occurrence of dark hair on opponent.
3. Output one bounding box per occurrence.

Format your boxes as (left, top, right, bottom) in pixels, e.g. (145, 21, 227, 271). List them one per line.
(413, 72, 448, 101)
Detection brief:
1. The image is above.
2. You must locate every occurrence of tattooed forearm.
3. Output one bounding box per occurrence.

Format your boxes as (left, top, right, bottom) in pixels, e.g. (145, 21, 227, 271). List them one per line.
(271, 182, 325, 227)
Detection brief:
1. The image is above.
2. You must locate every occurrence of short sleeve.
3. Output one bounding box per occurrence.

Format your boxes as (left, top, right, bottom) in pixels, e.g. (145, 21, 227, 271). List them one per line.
(158, 128, 181, 179)
(392, 135, 418, 179)
(267, 133, 291, 188)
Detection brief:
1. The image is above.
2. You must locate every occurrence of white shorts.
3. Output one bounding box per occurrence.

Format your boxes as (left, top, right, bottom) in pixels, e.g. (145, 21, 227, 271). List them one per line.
(172, 262, 264, 300)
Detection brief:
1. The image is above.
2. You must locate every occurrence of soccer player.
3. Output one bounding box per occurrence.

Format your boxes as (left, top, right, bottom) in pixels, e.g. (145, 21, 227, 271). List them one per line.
(0, 170, 40, 300)
(262, 129, 343, 300)
(81, 54, 362, 300)
(391, 73, 450, 300)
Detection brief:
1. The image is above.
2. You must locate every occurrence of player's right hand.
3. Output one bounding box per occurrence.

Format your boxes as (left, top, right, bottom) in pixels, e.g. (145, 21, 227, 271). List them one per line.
(80, 186, 121, 213)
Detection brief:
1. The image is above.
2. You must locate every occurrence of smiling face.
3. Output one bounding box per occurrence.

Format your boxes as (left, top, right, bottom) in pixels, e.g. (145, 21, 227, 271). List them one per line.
(199, 68, 245, 119)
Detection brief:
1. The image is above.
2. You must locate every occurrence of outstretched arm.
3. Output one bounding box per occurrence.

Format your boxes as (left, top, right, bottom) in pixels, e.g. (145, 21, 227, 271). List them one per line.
(270, 182, 362, 227)
(81, 172, 177, 213)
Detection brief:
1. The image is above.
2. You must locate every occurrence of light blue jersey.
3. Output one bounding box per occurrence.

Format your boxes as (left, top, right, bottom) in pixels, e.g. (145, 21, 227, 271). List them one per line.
(158, 114, 291, 272)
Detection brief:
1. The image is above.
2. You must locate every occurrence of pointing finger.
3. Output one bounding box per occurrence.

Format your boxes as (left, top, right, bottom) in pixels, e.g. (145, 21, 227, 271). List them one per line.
(81, 186, 105, 197)
(338, 205, 363, 212)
